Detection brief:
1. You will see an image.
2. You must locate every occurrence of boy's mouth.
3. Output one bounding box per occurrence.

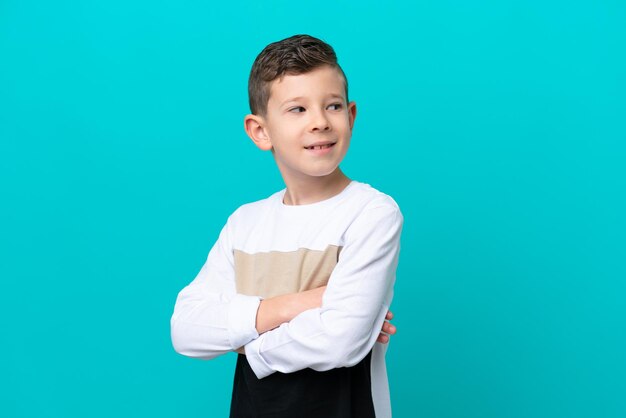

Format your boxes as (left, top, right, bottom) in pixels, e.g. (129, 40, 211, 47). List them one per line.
(304, 142, 336, 150)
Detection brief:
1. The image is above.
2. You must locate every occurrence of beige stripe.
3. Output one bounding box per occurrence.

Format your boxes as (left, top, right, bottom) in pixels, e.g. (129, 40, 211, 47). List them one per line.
(234, 246, 342, 298)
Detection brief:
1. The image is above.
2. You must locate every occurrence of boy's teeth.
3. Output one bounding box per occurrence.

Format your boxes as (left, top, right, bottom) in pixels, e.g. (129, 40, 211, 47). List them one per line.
(308, 144, 333, 150)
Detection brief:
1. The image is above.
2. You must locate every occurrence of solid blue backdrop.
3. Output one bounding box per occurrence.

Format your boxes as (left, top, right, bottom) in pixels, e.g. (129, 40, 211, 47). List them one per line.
(1, 1, 624, 417)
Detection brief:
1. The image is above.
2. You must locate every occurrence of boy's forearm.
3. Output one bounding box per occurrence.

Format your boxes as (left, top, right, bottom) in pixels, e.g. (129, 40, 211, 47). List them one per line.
(255, 286, 326, 334)
(234, 287, 393, 354)
(255, 296, 293, 334)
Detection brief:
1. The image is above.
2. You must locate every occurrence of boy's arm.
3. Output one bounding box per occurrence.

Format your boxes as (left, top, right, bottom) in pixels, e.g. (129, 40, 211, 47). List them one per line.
(236, 292, 397, 354)
(170, 215, 329, 358)
(244, 201, 403, 378)
(170, 217, 261, 358)
(255, 286, 326, 334)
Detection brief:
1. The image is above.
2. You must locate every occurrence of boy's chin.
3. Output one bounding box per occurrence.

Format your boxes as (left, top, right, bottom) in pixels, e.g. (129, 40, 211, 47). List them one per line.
(305, 167, 347, 181)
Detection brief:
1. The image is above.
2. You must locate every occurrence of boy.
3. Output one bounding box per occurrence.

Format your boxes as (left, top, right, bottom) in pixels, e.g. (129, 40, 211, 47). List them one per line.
(171, 34, 403, 417)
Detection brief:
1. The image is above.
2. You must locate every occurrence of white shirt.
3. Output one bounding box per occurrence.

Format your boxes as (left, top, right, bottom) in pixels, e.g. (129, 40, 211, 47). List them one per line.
(171, 181, 403, 417)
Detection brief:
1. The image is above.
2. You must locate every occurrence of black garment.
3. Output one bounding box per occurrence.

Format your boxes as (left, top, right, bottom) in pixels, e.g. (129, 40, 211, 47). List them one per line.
(230, 352, 375, 418)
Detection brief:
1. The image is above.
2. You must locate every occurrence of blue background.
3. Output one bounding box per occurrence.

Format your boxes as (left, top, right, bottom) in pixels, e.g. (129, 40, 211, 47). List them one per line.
(1, 1, 625, 417)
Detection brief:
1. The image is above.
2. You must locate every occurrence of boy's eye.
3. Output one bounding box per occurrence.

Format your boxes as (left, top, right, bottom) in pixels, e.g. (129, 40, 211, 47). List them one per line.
(327, 103, 343, 110)
(288, 106, 306, 113)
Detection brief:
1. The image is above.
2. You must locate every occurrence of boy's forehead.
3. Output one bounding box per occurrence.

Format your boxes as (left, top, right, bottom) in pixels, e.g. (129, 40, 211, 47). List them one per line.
(268, 66, 347, 104)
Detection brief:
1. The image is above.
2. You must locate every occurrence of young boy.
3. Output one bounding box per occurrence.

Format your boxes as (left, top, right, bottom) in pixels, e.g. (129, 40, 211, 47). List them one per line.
(171, 34, 403, 418)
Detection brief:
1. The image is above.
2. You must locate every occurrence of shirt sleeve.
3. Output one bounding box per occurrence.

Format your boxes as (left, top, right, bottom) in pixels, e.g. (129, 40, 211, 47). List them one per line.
(170, 216, 261, 359)
(244, 201, 403, 378)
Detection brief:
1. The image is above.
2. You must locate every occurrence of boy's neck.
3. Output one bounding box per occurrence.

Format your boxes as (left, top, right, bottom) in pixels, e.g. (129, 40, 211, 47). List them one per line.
(282, 169, 351, 206)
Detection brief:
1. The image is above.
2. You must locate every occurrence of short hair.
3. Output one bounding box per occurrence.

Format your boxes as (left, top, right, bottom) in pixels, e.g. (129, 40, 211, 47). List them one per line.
(248, 34, 348, 116)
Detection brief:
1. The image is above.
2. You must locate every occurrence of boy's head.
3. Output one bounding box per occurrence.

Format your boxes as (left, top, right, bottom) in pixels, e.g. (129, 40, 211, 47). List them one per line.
(248, 34, 348, 116)
(244, 35, 357, 192)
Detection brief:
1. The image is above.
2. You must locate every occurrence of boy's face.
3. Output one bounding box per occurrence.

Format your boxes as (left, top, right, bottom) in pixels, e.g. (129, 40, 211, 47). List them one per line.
(248, 65, 356, 184)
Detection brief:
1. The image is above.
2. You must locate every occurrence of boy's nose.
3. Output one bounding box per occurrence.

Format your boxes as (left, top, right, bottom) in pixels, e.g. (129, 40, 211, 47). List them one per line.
(309, 112, 331, 132)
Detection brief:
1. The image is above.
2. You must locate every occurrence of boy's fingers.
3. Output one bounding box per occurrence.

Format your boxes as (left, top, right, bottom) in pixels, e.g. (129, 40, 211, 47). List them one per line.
(377, 313, 397, 344)
(382, 321, 396, 335)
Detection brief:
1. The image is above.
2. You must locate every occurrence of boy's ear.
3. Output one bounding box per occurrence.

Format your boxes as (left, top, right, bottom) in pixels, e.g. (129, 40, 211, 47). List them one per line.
(348, 101, 357, 131)
(244, 114, 273, 151)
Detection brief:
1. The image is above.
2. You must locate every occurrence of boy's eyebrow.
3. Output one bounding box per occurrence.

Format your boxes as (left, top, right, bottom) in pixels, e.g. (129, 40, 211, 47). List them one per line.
(280, 94, 346, 107)
(280, 96, 305, 106)
(326, 93, 345, 101)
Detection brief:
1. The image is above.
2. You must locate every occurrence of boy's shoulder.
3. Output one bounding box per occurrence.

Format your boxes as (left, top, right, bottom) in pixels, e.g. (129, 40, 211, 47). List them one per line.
(228, 188, 282, 221)
(354, 181, 402, 212)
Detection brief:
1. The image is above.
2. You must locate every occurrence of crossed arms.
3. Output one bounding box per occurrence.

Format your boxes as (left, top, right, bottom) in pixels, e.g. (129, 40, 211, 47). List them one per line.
(255, 285, 396, 344)
(171, 202, 402, 378)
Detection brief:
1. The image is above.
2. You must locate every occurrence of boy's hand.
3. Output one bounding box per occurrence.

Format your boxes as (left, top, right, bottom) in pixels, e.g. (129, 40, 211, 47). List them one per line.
(377, 310, 397, 344)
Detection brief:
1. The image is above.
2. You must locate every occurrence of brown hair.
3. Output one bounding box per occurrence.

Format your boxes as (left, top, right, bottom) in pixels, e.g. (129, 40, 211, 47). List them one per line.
(248, 34, 348, 116)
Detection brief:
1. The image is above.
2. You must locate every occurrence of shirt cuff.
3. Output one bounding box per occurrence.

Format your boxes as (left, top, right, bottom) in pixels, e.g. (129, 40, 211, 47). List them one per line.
(244, 335, 274, 379)
(227, 294, 261, 349)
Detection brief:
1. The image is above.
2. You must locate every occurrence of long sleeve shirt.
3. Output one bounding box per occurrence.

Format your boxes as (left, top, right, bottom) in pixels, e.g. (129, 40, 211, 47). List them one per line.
(171, 181, 403, 417)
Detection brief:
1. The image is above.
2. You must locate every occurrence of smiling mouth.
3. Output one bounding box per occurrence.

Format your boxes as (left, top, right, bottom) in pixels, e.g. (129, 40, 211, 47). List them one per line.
(304, 143, 336, 150)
